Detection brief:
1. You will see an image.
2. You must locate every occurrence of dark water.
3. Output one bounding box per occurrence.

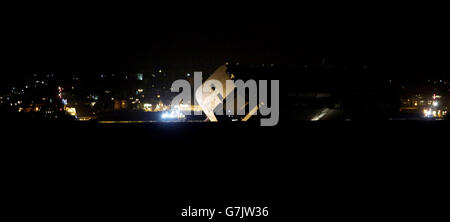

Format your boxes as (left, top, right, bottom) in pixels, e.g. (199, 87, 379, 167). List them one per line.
(2, 120, 448, 220)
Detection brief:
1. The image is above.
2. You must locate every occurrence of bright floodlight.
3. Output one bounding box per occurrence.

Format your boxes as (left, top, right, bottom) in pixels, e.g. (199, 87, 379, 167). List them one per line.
(161, 109, 185, 120)
(432, 101, 439, 107)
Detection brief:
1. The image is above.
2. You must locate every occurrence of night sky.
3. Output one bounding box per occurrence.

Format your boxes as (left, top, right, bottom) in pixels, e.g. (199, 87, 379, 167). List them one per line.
(2, 6, 450, 83)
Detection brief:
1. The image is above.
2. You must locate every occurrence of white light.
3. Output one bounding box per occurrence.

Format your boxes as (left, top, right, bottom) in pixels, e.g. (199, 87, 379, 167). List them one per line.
(424, 109, 433, 117)
(432, 101, 439, 107)
(161, 109, 185, 120)
(311, 108, 329, 121)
